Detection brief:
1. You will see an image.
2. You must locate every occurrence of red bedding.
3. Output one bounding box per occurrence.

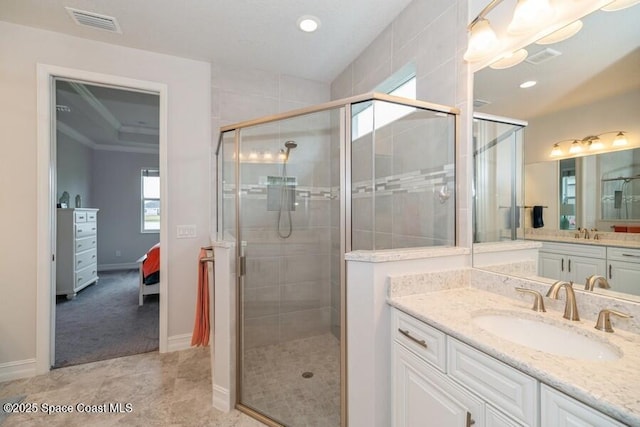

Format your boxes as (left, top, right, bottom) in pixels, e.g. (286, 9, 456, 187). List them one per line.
(143, 243, 160, 278)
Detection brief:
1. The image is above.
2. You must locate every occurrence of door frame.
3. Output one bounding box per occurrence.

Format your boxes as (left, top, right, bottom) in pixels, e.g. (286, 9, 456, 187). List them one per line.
(36, 64, 169, 373)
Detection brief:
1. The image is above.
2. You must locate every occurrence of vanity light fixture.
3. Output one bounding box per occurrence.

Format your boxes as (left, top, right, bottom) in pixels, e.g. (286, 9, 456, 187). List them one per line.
(612, 131, 628, 147)
(569, 140, 583, 154)
(507, 0, 555, 36)
(297, 15, 320, 33)
(549, 131, 631, 158)
(463, 0, 559, 61)
(601, 0, 640, 12)
(489, 49, 529, 69)
(535, 20, 583, 45)
(519, 80, 537, 88)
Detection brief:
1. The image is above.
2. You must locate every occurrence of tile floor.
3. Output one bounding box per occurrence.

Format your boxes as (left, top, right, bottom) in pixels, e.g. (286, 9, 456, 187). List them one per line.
(0, 347, 266, 427)
(242, 333, 340, 426)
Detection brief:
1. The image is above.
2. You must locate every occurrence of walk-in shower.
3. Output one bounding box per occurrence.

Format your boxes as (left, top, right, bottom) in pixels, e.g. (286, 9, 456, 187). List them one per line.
(216, 93, 458, 427)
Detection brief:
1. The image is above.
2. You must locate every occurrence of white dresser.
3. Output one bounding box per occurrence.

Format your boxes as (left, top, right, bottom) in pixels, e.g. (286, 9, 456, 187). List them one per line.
(56, 208, 99, 299)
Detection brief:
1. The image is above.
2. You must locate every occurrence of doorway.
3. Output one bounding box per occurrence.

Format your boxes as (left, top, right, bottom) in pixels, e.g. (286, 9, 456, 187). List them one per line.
(36, 65, 169, 373)
(52, 78, 161, 367)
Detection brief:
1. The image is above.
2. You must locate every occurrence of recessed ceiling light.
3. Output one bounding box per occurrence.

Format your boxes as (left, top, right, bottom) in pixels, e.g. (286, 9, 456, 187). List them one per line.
(520, 80, 537, 89)
(297, 15, 320, 33)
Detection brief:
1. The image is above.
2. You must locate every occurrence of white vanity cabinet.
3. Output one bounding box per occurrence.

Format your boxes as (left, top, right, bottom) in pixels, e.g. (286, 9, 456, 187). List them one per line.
(56, 208, 99, 299)
(606, 247, 640, 296)
(538, 242, 606, 285)
(392, 309, 524, 427)
(391, 308, 627, 427)
(541, 384, 625, 427)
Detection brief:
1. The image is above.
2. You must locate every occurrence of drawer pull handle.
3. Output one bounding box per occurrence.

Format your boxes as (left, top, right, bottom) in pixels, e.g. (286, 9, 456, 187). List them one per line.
(92, 255, 96, 258)
(92, 228, 96, 231)
(466, 412, 475, 427)
(78, 229, 83, 233)
(78, 244, 82, 248)
(78, 260, 82, 264)
(621, 253, 640, 258)
(398, 329, 427, 348)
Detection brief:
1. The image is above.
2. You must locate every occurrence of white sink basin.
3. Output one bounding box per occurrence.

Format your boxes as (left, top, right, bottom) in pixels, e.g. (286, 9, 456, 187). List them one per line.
(473, 313, 621, 361)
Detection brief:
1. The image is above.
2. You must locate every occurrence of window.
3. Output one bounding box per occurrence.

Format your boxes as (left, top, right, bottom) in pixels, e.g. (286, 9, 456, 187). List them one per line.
(352, 75, 417, 140)
(141, 168, 160, 232)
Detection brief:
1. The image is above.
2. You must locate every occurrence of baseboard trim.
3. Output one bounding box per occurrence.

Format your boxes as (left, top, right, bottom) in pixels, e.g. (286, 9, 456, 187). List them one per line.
(0, 358, 36, 383)
(167, 333, 192, 352)
(98, 262, 138, 272)
(212, 384, 232, 412)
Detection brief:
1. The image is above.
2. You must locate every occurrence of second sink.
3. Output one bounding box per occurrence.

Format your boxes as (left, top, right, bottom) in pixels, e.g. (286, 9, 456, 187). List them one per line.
(473, 313, 621, 361)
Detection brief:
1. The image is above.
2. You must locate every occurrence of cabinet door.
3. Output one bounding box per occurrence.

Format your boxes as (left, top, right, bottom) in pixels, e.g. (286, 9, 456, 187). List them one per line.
(541, 384, 625, 427)
(539, 252, 565, 280)
(608, 261, 640, 296)
(486, 405, 524, 427)
(393, 343, 484, 427)
(567, 256, 606, 287)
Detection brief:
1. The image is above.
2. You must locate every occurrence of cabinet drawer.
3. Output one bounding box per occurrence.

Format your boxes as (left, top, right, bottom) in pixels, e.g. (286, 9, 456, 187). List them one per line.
(393, 309, 447, 372)
(75, 236, 97, 252)
(86, 211, 97, 222)
(74, 211, 87, 222)
(75, 249, 97, 270)
(448, 338, 538, 426)
(541, 384, 625, 427)
(607, 246, 640, 262)
(540, 242, 606, 259)
(75, 222, 97, 238)
(75, 263, 98, 287)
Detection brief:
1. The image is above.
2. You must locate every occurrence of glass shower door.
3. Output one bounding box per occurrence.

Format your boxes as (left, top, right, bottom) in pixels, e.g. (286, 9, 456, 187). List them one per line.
(474, 117, 524, 243)
(236, 108, 342, 426)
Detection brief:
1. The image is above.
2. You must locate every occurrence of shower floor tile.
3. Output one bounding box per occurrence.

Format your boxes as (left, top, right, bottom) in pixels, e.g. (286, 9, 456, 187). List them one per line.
(242, 333, 340, 427)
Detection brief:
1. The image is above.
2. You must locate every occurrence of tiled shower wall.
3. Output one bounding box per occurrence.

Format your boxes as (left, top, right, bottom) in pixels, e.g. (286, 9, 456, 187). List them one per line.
(351, 105, 456, 250)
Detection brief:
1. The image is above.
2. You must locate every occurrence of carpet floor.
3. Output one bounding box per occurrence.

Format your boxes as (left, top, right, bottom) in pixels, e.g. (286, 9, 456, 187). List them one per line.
(54, 269, 159, 368)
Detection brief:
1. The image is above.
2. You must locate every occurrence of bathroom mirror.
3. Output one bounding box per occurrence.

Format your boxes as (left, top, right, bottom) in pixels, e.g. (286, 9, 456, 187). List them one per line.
(472, 5, 640, 300)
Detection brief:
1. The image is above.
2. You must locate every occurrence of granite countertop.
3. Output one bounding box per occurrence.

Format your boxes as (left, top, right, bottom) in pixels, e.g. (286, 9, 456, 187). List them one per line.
(530, 235, 640, 249)
(389, 288, 640, 426)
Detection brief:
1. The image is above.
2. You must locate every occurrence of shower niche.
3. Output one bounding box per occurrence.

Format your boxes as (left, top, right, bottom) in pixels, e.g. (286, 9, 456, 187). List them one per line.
(215, 93, 458, 427)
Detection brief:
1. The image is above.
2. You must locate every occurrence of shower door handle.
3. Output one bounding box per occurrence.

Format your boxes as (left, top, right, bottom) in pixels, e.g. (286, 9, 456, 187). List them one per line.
(239, 255, 247, 277)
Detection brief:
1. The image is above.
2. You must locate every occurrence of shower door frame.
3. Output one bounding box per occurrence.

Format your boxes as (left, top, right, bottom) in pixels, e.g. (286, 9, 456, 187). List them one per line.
(217, 93, 459, 427)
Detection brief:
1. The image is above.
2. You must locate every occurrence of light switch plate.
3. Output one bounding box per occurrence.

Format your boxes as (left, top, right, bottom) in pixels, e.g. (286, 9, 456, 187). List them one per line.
(177, 224, 197, 239)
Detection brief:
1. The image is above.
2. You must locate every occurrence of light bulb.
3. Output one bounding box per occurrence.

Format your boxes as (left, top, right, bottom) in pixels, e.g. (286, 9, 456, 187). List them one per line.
(569, 140, 582, 154)
(508, 0, 555, 36)
(463, 19, 499, 62)
(550, 144, 562, 157)
(612, 132, 628, 147)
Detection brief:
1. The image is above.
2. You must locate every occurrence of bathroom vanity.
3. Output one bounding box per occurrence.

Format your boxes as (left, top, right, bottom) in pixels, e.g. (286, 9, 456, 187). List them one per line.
(388, 284, 640, 427)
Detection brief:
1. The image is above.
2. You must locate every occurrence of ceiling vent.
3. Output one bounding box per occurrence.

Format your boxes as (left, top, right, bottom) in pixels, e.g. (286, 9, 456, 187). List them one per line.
(525, 48, 561, 65)
(473, 99, 491, 108)
(65, 7, 122, 33)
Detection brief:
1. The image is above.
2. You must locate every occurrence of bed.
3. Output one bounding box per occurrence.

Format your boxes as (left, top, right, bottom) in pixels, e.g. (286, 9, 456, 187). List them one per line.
(137, 243, 160, 306)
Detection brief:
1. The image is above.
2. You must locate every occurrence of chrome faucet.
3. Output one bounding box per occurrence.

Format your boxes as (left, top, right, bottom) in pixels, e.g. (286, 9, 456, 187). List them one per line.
(546, 281, 580, 321)
(585, 275, 611, 291)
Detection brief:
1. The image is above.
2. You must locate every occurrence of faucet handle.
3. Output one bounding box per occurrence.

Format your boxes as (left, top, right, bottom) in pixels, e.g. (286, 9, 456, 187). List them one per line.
(515, 287, 546, 312)
(595, 309, 633, 333)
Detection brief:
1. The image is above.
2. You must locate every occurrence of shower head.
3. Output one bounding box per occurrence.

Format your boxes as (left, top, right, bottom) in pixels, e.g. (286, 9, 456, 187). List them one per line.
(282, 141, 297, 161)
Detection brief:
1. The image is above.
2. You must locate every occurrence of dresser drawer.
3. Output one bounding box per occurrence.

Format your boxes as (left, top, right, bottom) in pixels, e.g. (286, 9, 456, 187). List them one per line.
(392, 309, 447, 372)
(541, 241, 606, 259)
(75, 236, 97, 252)
(75, 222, 97, 238)
(448, 338, 538, 426)
(607, 246, 640, 262)
(75, 249, 97, 270)
(74, 210, 87, 222)
(75, 263, 98, 286)
(86, 211, 98, 222)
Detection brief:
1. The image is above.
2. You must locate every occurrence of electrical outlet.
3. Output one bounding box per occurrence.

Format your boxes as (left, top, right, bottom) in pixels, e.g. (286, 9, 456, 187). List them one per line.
(115, 250, 121, 257)
(177, 224, 197, 239)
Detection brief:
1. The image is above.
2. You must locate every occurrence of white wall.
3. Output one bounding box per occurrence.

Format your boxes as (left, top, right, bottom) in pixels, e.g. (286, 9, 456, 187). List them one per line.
(0, 20, 210, 368)
(56, 135, 92, 207)
(92, 149, 160, 268)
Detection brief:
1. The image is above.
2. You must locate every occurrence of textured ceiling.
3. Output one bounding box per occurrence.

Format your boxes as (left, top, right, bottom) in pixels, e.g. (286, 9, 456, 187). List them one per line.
(0, 0, 413, 83)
